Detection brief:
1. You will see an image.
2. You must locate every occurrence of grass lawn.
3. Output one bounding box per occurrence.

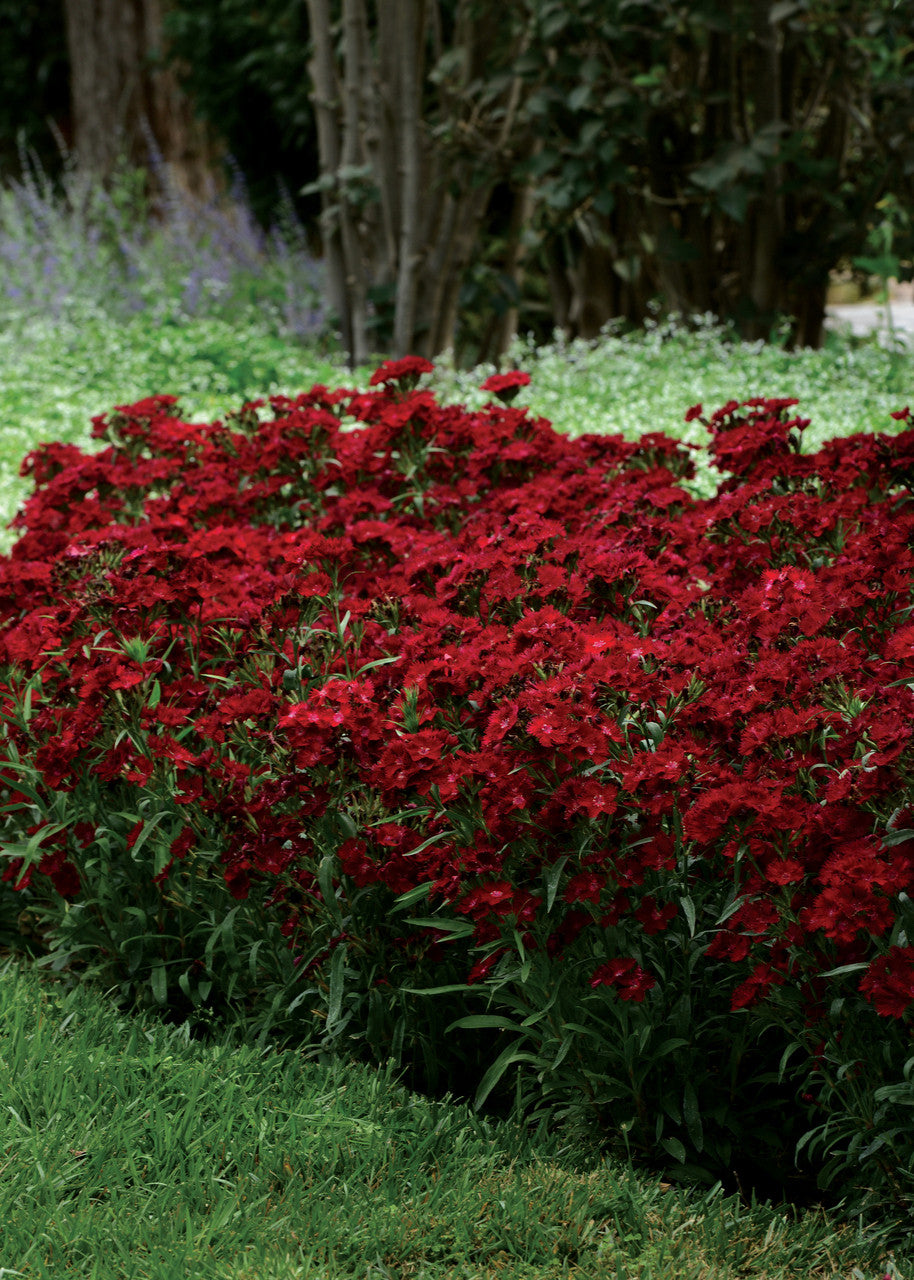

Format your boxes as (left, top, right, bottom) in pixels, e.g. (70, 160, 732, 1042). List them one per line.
(0, 959, 905, 1280)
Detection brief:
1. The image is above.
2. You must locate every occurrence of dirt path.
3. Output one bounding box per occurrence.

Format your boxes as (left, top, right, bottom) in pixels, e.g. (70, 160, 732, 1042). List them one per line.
(825, 300, 914, 344)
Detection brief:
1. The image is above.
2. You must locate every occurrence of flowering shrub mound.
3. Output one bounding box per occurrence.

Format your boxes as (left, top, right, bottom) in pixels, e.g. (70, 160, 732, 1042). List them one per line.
(2, 358, 914, 1219)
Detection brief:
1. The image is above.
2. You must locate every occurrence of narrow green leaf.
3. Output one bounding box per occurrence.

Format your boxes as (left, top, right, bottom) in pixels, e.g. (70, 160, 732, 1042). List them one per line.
(404, 916, 475, 938)
(680, 895, 696, 937)
(150, 965, 167, 1005)
(446, 1014, 524, 1034)
(317, 854, 342, 924)
(403, 829, 455, 857)
(0, 769, 45, 806)
(819, 962, 868, 979)
(353, 655, 401, 676)
(661, 1136, 687, 1164)
(392, 881, 433, 911)
(474, 1045, 542, 1111)
(326, 944, 346, 1034)
(400, 983, 473, 996)
(544, 855, 569, 913)
(656, 1038, 690, 1055)
(683, 1081, 704, 1153)
(129, 811, 169, 860)
(770, 0, 804, 20)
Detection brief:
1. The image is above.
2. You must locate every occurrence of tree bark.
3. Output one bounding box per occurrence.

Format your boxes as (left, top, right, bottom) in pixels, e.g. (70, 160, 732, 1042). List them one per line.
(746, 0, 784, 336)
(306, 0, 352, 361)
(393, 0, 423, 357)
(304, 0, 529, 364)
(339, 0, 370, 364)
(63, 0, 218, 198)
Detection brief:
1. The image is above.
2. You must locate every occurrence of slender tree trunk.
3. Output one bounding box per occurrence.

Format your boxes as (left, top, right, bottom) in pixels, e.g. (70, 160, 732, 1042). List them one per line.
(63, 0, 218, 197)
(340, 0, 370, 364)
(486, 178, 537, 360)
(393, 0, 423, 356)
(306, 0, 352, 361)
(747, 0, 784, 335)
(305, 0, 529, 363)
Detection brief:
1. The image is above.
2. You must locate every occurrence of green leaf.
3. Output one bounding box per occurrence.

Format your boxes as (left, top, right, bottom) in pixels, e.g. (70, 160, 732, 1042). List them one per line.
(883, 828, 914, 847)
(0, 768, 45, 807)
(326, 944, 346, 1035)
(353, 655, 401, 677)
(656, 1037, 690, 1055)
(683, 1081, 704, 1152)
(716, 185, 748, 223)
(446, 1014, 525, 1033)
(770, 0, 804, 21)
(404, 917, 475, 939)
(474, 1044, 542, 1111)
(680, 896, 696, 937)
(206, 904, 241, 971)
(818, 962, 868, 979)
(0, 821, 68, 871)
(854, 253, 901, 278)
(661, 1136, 687, 1164)
(392, 882, 434, 911)
(400, 983, 473, 996)
(691, 159, 735, 192)
(403, 829, 456, 857)
(550, 1035, 574, 1073)
(128, 811, 169, 860)
(317, 854, 342, 924)
(336, 810, 358, 840)
(544, 855, 569, 912)
(150, 965, 167, 1005)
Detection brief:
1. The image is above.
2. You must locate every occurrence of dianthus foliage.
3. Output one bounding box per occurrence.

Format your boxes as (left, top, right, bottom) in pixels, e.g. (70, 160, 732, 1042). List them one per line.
(2, 358, 913, 1225)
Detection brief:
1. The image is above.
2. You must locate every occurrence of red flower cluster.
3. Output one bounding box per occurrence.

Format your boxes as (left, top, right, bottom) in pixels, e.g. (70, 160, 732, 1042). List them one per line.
(1, 377, 913, 1034)
(481, 371, 532, 404)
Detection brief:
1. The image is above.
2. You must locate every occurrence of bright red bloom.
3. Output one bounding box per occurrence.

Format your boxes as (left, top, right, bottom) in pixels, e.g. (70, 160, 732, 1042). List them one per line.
(481, 371, 532, 403)
(369, 356, 434, 387)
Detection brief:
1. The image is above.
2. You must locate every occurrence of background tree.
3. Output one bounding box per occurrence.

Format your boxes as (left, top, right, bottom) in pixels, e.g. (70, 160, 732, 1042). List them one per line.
(519, 0, 914, 347)
(6, 0, 910, 356)
(0, 0, 69, 175)
(303, 0, 538, 364)
(163, 0, 317, 228)
(62, 0, 220, 198)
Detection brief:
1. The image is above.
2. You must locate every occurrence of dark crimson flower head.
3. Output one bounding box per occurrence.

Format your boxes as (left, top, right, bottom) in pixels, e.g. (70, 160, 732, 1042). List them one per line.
(590, 957, 656, 1002)
(369, 356, 434, 389)
(481, 370, 532, 404)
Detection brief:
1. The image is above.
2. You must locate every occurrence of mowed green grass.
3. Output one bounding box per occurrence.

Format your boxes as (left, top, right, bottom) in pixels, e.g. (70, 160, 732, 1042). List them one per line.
(0, 961, 903, 1280)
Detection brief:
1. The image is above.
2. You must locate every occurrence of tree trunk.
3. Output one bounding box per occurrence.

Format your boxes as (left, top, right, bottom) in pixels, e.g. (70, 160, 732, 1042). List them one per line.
(485, 178, 538, 361)
(305, 0, 531, 364)
(746, 0, 784, 337)
(306, 0, 350, 356)
(63, 0, 219, 199)
(392, 0, 423, 357)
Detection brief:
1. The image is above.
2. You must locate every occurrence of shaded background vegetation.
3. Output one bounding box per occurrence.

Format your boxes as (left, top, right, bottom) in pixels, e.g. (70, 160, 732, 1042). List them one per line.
(2, 1, 913, 359)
